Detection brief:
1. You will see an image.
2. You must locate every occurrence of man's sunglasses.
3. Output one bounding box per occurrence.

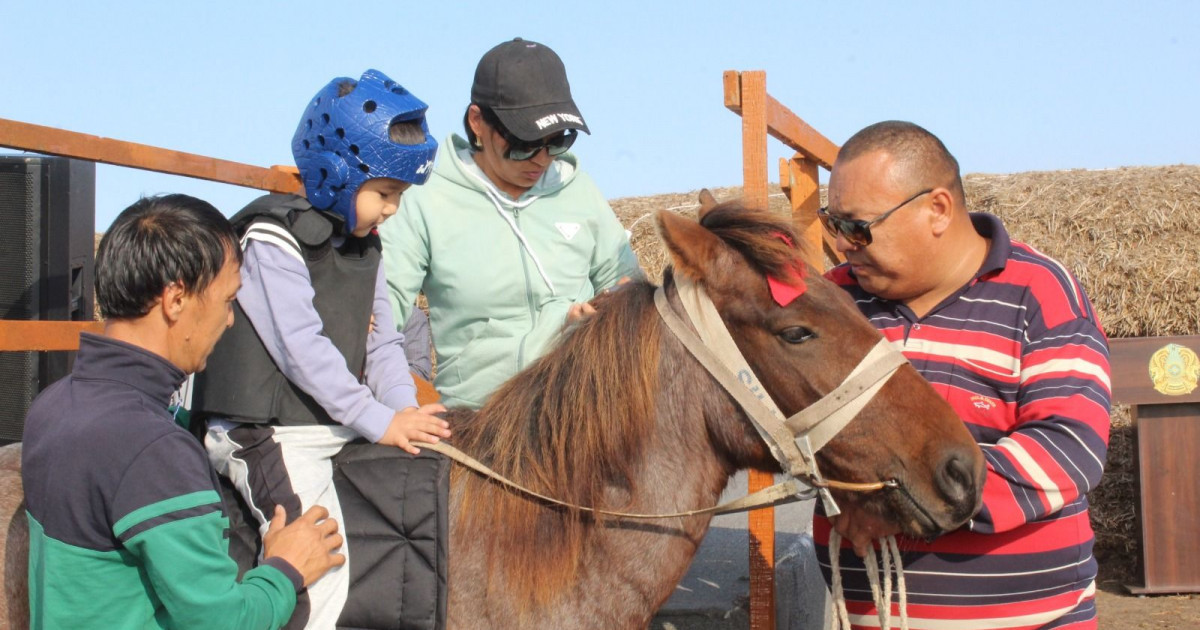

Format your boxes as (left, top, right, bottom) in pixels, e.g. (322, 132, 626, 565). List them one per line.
(817, 188, 933, 247)
(480, 108, 578, 161)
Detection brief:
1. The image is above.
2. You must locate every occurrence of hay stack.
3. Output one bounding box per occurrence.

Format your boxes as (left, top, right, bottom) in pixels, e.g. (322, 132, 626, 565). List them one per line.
(610, 164, 1200, 587)
(967, 166, 1200, 339)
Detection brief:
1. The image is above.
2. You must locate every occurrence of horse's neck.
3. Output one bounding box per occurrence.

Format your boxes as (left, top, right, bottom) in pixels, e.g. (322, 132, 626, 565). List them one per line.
(541, 353, 739, 627)
(446, 314, 743, 629)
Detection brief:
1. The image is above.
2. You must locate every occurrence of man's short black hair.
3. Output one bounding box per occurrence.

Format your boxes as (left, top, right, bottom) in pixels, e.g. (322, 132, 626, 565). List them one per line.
(96, 194, 242, 319)
(838, 120, 965, 205)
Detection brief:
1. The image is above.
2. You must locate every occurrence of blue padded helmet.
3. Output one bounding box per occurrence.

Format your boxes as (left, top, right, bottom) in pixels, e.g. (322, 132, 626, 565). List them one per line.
(291, 69, 438, 231)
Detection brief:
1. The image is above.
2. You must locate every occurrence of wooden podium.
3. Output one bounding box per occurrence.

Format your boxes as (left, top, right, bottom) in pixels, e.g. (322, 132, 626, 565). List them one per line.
(1110, 336, 1200, 594)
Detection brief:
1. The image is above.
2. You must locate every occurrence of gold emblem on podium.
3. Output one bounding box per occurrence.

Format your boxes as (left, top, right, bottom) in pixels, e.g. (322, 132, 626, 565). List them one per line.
(1148, 343, 1200, 396)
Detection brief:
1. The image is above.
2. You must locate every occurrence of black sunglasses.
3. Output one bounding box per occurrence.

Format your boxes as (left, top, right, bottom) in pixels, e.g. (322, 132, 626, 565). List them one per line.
(817, 188, 933, 247)
(480, 108, 578, 161)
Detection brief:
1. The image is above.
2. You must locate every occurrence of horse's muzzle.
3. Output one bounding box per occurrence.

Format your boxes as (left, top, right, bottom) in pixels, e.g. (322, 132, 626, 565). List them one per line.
(934, 446, 986, 527)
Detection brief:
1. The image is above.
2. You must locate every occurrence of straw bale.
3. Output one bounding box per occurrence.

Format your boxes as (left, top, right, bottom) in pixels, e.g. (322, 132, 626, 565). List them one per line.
(965, 166, 1200, 339)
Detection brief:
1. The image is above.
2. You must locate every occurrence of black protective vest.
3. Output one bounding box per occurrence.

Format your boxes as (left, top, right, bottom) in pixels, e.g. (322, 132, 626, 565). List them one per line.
(192, 194, 380, 427)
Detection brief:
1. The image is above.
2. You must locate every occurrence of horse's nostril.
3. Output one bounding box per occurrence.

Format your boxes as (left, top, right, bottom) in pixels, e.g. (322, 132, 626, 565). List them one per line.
(937, 451, 977, 507)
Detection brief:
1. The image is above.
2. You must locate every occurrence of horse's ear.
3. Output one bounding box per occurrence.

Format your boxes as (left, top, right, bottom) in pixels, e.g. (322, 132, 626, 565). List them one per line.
(697, 189, 718, 220)
(656, 209, 725, 281)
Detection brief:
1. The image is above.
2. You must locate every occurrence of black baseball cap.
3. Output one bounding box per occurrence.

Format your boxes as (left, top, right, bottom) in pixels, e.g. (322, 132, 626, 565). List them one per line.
(471, 38, 590, 142)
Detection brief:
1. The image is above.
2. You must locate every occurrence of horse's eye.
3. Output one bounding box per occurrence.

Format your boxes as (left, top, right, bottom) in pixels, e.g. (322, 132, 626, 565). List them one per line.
(778, 326, 816, 344)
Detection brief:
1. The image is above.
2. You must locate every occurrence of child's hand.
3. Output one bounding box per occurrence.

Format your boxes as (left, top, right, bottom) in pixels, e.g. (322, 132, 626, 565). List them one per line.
(379, 403, 449, 454)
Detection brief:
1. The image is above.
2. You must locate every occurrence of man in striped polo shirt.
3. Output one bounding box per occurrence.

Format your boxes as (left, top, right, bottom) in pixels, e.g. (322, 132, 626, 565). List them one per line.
(814, 121, 1111, 629)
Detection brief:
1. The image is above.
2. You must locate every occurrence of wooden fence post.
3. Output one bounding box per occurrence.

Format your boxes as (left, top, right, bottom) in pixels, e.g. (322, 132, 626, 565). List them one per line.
(739, 72, 770, 212)
(781, 154, 828, 268)
(726, 69, 847, 629)
(727, 69, 777, 630)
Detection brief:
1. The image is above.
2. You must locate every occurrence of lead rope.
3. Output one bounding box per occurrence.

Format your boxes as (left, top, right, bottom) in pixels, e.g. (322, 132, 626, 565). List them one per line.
(828, 531, 909, 630)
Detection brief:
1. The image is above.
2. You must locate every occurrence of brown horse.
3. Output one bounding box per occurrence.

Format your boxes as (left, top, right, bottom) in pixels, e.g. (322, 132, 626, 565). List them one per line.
(441, 200, 983, 628)
(0, 200, 984, 630)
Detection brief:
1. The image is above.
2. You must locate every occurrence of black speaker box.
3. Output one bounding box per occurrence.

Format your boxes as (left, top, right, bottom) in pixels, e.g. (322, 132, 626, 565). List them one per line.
(0, 156, 96, 443)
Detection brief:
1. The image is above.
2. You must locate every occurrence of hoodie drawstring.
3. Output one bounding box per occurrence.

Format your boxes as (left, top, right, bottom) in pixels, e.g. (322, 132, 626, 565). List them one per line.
(462, 167, 557, 296)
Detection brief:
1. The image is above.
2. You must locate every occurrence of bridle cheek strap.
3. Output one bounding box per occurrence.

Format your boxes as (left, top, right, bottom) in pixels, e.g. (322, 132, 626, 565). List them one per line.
(785, 337, 909, 452)
(657, 277, 906, 517)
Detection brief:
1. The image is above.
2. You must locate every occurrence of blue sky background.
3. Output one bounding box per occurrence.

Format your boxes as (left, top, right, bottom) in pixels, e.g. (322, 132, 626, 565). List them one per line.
(2, 1, 1197, 230)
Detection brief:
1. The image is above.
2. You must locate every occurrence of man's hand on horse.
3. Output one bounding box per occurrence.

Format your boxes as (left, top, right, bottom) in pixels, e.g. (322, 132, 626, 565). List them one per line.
(567, 276, 636, 323)
(262, 505, 346, 587)
(566, 301, 597, 323)
(379, 403, 450, 455)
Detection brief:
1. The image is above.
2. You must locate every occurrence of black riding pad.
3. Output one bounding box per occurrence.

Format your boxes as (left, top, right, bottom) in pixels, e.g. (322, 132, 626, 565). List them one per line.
(218, 441, 449, 630)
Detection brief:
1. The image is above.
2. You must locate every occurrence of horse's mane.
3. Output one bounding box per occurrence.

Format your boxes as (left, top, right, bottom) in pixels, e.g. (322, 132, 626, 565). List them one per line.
(448, 199, 808, 605)
(696, 203, 810, 281)
(450, 280, 662, 603)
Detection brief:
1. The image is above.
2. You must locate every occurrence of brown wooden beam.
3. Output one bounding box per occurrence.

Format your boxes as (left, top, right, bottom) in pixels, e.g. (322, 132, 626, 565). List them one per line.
(782, 155, 828, 271)
(764, 95, 838, 170)
(0, 320, 442, 407)
(0, 321, 104, 352)
(733, 69, 778, 630)
(0, 118, 303, 194)
(723, 70, 743, 113)
(724, 71, 839, 171)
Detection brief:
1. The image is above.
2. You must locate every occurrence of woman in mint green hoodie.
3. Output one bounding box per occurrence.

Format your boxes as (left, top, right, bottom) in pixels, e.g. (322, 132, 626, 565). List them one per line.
(379, 38, 644, 409)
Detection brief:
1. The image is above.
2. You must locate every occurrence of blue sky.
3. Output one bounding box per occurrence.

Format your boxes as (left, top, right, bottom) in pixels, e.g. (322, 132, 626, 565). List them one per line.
(2, 1, 1197, 230)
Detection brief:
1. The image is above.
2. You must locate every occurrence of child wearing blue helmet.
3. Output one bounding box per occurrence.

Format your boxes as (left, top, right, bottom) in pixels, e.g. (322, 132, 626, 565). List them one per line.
(191, 69, 450, 628)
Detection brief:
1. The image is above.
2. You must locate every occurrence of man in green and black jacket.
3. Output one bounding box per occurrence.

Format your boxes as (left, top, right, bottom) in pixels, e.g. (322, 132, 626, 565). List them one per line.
(21, 194, 344, 629)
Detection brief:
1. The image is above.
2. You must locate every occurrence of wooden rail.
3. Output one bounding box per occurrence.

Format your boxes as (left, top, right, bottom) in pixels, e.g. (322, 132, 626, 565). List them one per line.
(0, 119, 438, 416)
(0, 321, 105, 352)
(0, 117, 303, 381)
(0, 118, 302, 194)
(0, 321, 440, 405)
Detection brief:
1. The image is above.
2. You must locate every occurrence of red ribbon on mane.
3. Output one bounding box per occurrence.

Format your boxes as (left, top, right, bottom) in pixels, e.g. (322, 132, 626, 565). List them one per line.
(767, 232, 807, 307)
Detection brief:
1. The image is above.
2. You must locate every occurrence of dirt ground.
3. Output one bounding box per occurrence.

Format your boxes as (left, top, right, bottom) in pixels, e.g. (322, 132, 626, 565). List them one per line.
(1096, 584, 1200, 629)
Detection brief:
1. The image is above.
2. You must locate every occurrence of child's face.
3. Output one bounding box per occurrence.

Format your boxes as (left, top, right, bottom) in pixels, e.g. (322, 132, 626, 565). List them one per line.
(353, 178, 411, 237)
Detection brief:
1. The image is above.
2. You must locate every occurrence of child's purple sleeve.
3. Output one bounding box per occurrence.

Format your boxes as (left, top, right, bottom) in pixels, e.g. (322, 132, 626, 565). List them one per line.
(235, 240, 401, 442)
(363, 265, 420, 412)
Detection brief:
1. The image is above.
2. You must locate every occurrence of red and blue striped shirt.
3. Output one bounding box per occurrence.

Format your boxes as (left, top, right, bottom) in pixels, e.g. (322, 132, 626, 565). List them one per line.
(815, 213, 1112, 629)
